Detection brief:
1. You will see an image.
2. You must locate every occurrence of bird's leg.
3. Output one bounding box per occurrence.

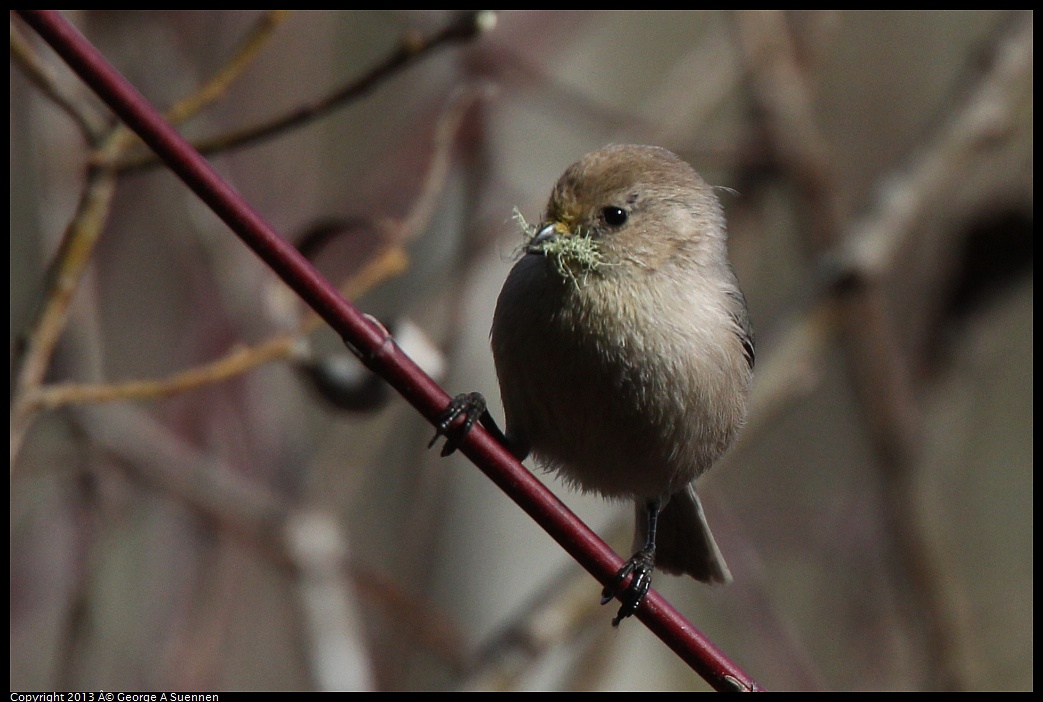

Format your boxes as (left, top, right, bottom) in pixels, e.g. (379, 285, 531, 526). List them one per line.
(428, 392, 527, 459)
(602, 497, 661, 626)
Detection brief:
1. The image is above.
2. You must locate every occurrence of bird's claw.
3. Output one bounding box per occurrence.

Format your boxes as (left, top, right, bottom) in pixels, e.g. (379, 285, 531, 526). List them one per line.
(428, 392, 487, 456)
(601, 547, 656, 626)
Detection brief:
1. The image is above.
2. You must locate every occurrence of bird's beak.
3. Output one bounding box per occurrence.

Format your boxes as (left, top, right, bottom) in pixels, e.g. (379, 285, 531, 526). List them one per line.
(526, 222, 565, 255)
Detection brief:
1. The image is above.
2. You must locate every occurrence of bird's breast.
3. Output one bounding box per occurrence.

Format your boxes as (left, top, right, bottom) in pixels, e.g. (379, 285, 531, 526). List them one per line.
(491, 255, 746, 499)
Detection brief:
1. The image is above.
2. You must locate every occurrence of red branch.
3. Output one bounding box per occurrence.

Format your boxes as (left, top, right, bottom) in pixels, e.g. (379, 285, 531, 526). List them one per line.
(15, 10, 761, 691)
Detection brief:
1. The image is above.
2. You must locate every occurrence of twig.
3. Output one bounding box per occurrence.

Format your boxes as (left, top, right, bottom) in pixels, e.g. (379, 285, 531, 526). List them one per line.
(37, 334, 300, 410)
(18, 9, 762, 691)
(29, 244, 408, 411)
(113, 10, 497, 172)
(163, 10, 292, 126)
(98, 10, 293, 165)
(10, 16, 108, 142)
(10, 161, 117, 468)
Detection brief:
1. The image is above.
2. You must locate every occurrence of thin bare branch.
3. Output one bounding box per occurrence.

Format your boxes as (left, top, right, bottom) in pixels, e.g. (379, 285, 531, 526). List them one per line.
(10, 163, 117, 468)
(166, 10, 292, 126)
(112, 10, 497, 172)
(10, 16, 108, 142)
(36, 334, 300, 410)
(100, 10, 292, 164)
(30, 244, 408, 411)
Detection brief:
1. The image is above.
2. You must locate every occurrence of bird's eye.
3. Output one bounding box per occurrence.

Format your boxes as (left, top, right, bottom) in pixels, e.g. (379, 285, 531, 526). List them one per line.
(601, 206, 628, 227)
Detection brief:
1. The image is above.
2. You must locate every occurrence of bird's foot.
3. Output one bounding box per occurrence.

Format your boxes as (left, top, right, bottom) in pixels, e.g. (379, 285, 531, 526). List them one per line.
(601, 546, 656, 626)
(428, 392, 487, 457)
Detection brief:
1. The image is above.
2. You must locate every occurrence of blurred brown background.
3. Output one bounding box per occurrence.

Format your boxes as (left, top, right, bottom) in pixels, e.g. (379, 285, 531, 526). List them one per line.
(10, 10, 1032, 691)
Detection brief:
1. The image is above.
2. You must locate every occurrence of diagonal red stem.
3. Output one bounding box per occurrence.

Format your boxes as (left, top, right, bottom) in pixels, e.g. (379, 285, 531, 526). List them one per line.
(15, 10, 761, 691)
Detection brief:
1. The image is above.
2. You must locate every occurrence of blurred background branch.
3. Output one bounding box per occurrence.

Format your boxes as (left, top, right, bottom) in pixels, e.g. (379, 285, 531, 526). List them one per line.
(10, 10, 1032, 691)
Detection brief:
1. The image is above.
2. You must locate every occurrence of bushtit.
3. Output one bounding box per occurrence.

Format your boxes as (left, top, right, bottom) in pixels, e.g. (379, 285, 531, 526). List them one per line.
(433, 144, 753, 625)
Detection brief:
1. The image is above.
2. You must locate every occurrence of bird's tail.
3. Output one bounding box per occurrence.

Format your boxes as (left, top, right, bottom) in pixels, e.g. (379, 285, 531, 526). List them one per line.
(636, 484, 732, 584)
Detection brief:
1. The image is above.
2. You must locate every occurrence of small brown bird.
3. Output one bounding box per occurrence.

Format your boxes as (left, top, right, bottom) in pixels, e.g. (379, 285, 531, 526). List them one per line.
(433, 144, 753, 625)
